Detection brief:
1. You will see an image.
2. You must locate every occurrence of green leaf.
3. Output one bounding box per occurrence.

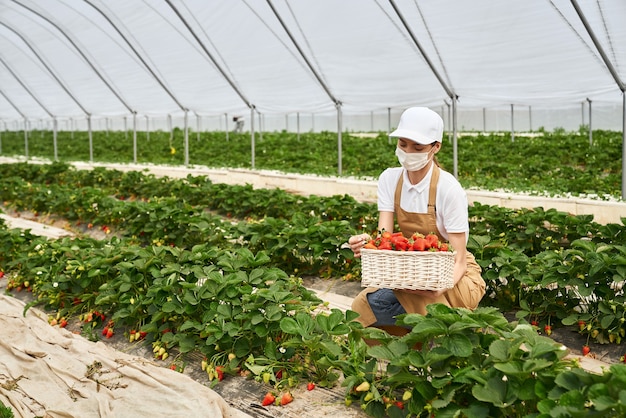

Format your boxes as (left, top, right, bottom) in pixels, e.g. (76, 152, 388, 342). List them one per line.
(233, 338, 251, 358)
(600, 314, 616, 329)
(176, 334, 198, 353)
(409, 317, 448, 337)
(554, 370, 585, 391)
(591, 394, 617, 411)
(320, 340, 342, 357)
(489, 339, 519, 362)
(279, 317, 299, 335)
(472, 376, 517, 407)
(367, 345, 394, 361)
(183, 291, 200, 306)
(440, 333, 473, 357)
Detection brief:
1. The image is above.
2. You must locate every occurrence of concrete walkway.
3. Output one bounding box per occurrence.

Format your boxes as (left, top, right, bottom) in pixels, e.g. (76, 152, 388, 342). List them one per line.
(0, 213, 74, 238)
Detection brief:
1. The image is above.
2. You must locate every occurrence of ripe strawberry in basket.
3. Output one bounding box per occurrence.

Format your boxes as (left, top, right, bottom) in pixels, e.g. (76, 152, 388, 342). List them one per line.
(425, 233, 440, 250)
(412, 236, 427, 251)
(378, 239, 392, 250)
(390, 232, 410, 251)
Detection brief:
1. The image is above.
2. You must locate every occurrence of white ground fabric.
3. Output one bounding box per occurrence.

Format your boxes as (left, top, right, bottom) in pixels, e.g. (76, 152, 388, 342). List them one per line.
(0, 294, 251, 418)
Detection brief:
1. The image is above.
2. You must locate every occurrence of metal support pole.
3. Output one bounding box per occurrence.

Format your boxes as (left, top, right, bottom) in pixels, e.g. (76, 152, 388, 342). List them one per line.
(452, 100, 458, 179)
(225, 113, 229, 142)
(24, 118, 29, 159)
(621, 92, 626, 200)
(445, 101, 452, 143)
(184, 109, 189, 166)
(168, 114, 173, 144)
(587, 98, 593, 145)
(250, 107, 256, 169)
(510, 104, 515, 142)
(88, 115, 93, 162)
(133, 113, 138, 164)
(196, 113, 200, 142)
(53, 117, 58, 160)
(337, 103, 343, 176)
(387, 107, 391, 144)
(483, 108, 486, 133)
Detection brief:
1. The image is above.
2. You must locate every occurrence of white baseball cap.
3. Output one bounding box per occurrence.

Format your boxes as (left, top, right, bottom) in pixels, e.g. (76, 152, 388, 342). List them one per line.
(389, 107, 444, 144)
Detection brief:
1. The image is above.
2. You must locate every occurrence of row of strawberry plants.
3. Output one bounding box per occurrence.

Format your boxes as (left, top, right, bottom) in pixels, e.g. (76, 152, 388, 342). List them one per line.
(2, 161, 626, 345)
(1, 128, 623, 199)
(1, 218, 625, 417)
(0, 164, 359, 278)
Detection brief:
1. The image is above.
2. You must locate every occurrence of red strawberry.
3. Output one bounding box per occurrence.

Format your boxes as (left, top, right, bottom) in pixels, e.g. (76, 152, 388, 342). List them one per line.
(0, 271, 4, 279)
(306, 382, 315, 391)
(439, 243, 449, 252)
(378, 239, 392, 250)
(261, 392, 276, 406)
(215, 366, 224, 381)
(102, 326, 109, 336)
(412, 237, 427, 251)
(391, 235, 409, 251)
(544, 325, 552, 336)
(59, 319, 68, 328)
(582, 345, 591, 356)
(425, 233, 439, 249)
(106, 328, 114, 339)
(280, 392, 294, 406)
(394, 401, 404, 410)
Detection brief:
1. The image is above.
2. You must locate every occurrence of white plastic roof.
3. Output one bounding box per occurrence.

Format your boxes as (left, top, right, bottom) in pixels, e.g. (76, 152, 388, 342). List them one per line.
(0, 0, 625, 125)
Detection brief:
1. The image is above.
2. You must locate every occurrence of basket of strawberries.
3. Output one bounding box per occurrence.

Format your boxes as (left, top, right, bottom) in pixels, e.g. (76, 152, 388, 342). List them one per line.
(360, 231, 455, 291)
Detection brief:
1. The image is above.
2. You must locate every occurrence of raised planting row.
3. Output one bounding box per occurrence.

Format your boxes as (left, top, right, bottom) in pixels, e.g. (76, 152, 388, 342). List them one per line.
(1, 127, 623, 199)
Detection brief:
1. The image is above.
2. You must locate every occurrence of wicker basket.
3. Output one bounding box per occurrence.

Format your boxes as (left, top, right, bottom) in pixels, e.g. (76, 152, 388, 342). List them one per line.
(360, 248, 456, 291)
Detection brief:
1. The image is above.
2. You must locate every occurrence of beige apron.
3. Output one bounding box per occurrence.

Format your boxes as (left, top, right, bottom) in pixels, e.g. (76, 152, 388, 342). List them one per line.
(352, 166, 486, 329)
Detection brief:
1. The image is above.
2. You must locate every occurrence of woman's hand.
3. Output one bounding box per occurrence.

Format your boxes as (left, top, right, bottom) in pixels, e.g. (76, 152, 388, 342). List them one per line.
(347, 233, 371, 258)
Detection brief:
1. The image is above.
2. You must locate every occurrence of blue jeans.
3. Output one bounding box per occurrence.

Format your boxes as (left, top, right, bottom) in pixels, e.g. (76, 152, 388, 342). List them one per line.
(366, 288, 407, 326)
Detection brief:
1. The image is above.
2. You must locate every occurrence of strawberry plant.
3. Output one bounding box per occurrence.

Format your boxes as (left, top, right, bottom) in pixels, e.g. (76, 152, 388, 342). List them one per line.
(0, 401, 14, 418)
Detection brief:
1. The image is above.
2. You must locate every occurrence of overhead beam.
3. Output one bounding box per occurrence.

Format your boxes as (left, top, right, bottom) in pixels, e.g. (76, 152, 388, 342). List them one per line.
(12, 0, 135, 114)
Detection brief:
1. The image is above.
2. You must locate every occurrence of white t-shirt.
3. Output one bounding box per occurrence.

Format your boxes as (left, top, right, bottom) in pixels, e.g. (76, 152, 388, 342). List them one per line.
(377, 165, 469, 242)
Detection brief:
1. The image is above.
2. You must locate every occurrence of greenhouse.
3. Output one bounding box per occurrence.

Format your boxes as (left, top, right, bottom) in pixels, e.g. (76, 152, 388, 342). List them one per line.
(1, 1, 626, 417)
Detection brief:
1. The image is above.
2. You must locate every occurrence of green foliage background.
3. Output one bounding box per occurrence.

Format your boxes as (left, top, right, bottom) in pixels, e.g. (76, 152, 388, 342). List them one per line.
(1, 128, 622, 199)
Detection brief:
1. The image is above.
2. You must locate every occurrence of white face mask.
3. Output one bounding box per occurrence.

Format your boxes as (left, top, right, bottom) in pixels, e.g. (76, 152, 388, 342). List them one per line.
(395, 147, 432, 171)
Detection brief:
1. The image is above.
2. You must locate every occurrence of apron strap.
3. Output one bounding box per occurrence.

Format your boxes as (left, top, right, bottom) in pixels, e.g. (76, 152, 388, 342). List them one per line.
(393, 165, 441, 215)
